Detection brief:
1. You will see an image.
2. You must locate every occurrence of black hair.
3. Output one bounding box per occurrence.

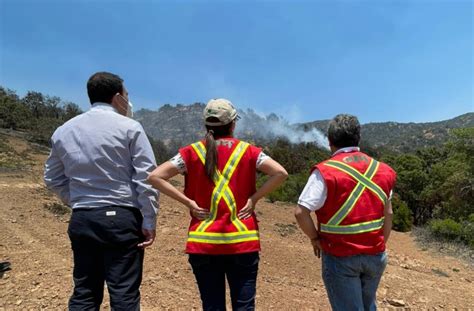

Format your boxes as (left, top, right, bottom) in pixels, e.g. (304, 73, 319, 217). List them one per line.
(87, 72, 123, 104)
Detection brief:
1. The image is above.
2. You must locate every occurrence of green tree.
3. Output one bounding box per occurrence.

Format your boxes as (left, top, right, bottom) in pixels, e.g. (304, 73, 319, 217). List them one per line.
(62, 102, 82, 121)
(0, 87, 33, 130)
(428, 128, 474, 221)
(264, 138, 329, 174)
(391, 196, 413, 232)
(392, 154, 430, 224)
(22, 91, 46, 119)
(263, 172, 309, 203)
(44, 96, 62, 119)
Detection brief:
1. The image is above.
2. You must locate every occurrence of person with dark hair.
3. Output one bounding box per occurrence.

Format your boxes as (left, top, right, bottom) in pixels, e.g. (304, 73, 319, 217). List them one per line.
(44, 71, 158, 310)
(295, 114, 396, 311)
(147, 98, 288, 310)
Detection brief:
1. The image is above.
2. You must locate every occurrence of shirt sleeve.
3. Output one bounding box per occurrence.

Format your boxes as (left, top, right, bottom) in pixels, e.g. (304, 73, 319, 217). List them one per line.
(256, 151, 271, 169)
(170, 153, 187, 174)
(297, 170, 327, 212)
(130, 124, 160, 230)
(43, 139, 70, 206)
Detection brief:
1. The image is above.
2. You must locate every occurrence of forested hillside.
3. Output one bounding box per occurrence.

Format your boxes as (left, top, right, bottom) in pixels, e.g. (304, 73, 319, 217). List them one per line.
(1, 86, 472, 248)
(135, 104, 473, 152)
(0, 87, 81, 145)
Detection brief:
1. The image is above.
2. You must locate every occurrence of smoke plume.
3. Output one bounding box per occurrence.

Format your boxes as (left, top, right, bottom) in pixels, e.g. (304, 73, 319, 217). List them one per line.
(235, 110, 329, 150)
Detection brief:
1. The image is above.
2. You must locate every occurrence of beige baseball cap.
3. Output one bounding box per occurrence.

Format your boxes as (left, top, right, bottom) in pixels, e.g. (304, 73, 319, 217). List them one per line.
(203, 98, 240, 126)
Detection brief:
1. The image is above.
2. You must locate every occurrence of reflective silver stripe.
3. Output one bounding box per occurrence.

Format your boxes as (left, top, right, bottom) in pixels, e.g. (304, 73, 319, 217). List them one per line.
(320, 218, 385, 234)
(326, 159, 379, 225)
(324, 160, 387, 204)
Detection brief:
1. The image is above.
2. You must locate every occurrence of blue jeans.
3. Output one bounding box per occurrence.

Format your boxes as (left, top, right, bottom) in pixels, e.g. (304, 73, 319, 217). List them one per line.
(322, 252, 387, 311)
(188, 252, 259, 311)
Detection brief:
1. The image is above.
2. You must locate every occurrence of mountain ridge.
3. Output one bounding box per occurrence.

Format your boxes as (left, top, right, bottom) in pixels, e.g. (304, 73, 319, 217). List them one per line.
(135, 105, 473, 152)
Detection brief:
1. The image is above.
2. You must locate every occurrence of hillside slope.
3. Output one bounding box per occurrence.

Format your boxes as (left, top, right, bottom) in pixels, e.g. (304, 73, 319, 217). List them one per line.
(136, 104, 473, 152)
(0, 133, 473, 309)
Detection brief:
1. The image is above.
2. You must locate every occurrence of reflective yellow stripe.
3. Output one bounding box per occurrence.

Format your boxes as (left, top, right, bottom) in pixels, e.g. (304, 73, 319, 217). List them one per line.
(214, 142, 249, 232)
(188, 230, 259, 244)
(197, 141, 249, 232)
(326, 159, 379, 225)
(191, 142, 218, 231)
(222, 189, 247, 231)
(320, 217, 385, 234)
(190, 141, 250, 233)
(321, 158, 387, 235)
(191, 142, 206, 165)
(191, 142, 221, 231)
(324, 160, 387, 205)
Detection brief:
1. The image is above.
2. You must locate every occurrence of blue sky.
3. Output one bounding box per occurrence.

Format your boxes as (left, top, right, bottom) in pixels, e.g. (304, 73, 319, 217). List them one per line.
(0, 0, 472, 124)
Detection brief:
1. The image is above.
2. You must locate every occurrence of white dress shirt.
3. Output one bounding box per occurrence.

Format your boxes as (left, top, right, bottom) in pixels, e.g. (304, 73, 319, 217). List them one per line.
(44, 103, 159, 230)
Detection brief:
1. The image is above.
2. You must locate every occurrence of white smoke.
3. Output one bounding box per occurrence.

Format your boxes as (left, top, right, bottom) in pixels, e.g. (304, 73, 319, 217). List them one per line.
(235, 110, 330, 150)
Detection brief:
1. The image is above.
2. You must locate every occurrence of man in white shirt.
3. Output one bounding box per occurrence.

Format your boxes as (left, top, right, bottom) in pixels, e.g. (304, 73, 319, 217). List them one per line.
(44, 72, 159, 310)
(295, 114, 396, 311)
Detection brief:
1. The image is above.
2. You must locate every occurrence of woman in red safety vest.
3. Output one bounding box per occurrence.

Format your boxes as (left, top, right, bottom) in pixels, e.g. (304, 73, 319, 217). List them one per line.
(148, 98, 288, 310)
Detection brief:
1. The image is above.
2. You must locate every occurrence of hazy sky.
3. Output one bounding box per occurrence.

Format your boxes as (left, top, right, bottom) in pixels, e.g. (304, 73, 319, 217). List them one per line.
(0, 0, 472, 123)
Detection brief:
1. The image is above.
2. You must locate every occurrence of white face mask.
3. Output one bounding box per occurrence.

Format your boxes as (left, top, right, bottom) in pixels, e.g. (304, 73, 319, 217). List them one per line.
(117, 94, 134, 118)
(126, 100, 134, 118)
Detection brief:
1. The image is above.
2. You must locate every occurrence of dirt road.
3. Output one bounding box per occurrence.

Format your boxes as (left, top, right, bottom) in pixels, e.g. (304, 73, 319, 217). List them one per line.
(0, 134, 473, 310)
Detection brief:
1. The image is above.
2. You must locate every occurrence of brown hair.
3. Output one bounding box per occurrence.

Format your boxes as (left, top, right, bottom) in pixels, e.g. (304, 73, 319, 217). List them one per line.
(204, 118, 234, 180)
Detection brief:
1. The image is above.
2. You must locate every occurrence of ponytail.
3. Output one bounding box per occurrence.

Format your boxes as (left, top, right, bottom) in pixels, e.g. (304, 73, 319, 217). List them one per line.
(203, 118, 235, 181)
(204, 129, 218, 181)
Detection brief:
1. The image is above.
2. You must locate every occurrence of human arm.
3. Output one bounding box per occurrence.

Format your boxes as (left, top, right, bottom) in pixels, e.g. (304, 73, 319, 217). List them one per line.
(147, 161, 210, 220)
(238, 158, 288, 219)
(294, 170, 328, 258)
(383, 199, 393, 243)
(294, 205, 321, 258)
(130, 125, 159, 248)
(43, 140, 70, 206)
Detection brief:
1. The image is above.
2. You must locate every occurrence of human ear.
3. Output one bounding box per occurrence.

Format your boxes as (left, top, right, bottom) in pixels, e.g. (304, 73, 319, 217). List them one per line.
(111, 93, 127, 116)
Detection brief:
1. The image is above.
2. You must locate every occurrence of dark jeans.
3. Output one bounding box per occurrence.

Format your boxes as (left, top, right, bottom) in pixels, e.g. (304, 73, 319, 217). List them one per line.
(68, 206, 144, 311)
(322, 252, 388, 311)
(188, 252, 260, 311)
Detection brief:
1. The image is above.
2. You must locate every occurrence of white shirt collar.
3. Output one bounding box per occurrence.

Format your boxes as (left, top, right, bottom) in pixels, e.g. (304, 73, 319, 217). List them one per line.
(333, 146, 360, 156)
(90, 102, 118, 113)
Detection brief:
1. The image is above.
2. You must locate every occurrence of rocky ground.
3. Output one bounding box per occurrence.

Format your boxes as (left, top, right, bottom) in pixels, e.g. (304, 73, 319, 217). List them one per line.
(0, 132, 473, 310)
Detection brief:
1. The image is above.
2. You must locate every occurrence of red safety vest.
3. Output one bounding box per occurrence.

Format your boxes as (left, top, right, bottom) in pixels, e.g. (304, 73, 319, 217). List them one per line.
(179, 137, 262, 255)
(313, 151, 396, 257)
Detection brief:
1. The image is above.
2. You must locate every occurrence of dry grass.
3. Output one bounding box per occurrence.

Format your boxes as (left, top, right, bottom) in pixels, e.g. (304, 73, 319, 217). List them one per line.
(412, 226, 474, 265)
